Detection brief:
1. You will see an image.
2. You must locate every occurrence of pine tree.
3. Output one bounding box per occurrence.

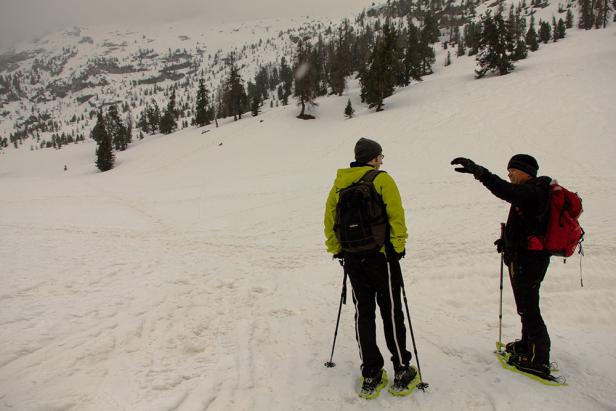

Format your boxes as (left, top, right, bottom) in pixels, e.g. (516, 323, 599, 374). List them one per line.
(422, 12, 441, 44)
(360, 31, 396, 112)
(223, 53, 248, 121)
(251, 93, 261, 117)
(557, 18, 567, 39)
(279, 56, 293, 105)
(513, 39, 528, 61)
(403, 19, 423, 83)
(538, 20, 551, 44)
(147, 100, 161, 134)
(552, 17, 559, 42)
(525, 16, 539, 52)
(159, 89, 178, 134)
(93, 111, 114, 172)
(194, 78, 211, 127)
(578, 0, 594, 29)
(344, 99, 355, 119)
(106, 105, 127, 151)
(125, 112, 133, 145)
(419, 19, 437, 75)
(464, 22, 481, 56)
(457, 39, 466, 57)
(566, 9, 574, 28)
(475, 12, 515, 78)
(328, 23, 353, 96)
(293, 40, 318, 119)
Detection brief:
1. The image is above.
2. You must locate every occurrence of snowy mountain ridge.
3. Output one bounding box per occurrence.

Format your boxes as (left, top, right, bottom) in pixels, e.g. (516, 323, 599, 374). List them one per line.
(0, 0, 594, 153)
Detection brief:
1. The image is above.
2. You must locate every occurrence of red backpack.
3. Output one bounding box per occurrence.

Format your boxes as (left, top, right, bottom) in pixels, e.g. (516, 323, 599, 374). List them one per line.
(528, 180, 584, 257)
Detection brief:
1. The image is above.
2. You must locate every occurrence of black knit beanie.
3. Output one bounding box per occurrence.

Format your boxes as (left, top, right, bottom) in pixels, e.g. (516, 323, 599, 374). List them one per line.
(507, 154, 539, 177)
(354, 138, 382, 163)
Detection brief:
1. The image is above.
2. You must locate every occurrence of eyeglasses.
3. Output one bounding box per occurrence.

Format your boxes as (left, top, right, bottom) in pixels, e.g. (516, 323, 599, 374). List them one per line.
(377, 154, 385, 159)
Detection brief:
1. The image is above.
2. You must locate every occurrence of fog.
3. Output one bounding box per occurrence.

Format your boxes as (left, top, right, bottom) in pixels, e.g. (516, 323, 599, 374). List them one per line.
(0, 0, 376, 49)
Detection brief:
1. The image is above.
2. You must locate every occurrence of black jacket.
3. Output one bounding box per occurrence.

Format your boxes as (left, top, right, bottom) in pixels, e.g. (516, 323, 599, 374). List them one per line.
(477, 170, 551, 260)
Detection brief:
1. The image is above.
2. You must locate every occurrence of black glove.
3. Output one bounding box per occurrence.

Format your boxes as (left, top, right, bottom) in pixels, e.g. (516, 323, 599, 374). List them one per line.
(451, 157, 486, 179)
(494, 238, 504, 254)
(389, 249, 405, 261)
(333, 252, 344, 261)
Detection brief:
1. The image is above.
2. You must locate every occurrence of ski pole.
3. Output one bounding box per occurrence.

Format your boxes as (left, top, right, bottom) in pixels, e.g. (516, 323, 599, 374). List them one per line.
(498, 222, 505, 352)
(400, 275, 429, 391)
(325, 259, 347, 368)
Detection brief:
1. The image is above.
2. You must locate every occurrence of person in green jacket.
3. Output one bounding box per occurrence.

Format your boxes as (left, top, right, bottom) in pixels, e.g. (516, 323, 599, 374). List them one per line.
(324, 138, 414, 399)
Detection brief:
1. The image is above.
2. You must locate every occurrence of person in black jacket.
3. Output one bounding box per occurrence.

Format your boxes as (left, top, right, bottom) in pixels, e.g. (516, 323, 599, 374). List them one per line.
(451, 154, 553, 378)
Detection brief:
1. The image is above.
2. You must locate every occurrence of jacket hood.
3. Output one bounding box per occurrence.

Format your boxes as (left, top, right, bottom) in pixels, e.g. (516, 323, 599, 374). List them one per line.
(333, 166, 376, 189)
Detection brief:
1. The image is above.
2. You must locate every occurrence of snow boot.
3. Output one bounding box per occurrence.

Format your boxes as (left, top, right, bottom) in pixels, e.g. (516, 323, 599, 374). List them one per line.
(505, 339, 528, 356)
(388, 365, 419, 396)
(359, 369, 388, 399)
(508, 353, 551, 379)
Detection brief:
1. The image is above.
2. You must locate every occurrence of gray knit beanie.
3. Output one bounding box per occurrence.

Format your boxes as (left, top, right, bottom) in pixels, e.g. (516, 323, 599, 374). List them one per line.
(354, 138, 382, 163)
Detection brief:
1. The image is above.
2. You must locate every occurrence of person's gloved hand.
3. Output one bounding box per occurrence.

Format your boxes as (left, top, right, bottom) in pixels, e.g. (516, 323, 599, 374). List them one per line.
(333, 252, 344, 261)
(450, 157, 486, 178)
(388, 249, 405, 261)
(494, 238, 504, 254)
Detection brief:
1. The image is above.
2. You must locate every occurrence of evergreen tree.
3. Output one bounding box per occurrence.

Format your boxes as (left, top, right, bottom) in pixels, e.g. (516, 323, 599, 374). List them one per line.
(475, 12, 515, 78)
(311, 35, 328, 97)
(223, 54, 248, 121)
(279, 56, 293, 105)
(328, 42, 347, 96)
(254, 66, 270, 101)
(93, 111, 114, 172)
(137, 105, 150, 134)
(360, 31, 396, 112)
(106, 105, 128, 151)
(328, 23, 353, 96)
(557, 18, 567, 39)
(538, 20, 552, 44)
(147, 100, 161, 134)
(344, 99, 355, 119)
(464, 22, 481, 56)
(566, 9, 574, 28)
(159, 89, 178, 134)
(383, 21, 405, 87)
(251, 93, 261, 117)
(578, 0, 594, 29)
(194, 78, 211, 127)
(419, 19, 437, 75)
(513, 39, 528, 61)
(525, 16, 539, 52)
(457, 39, 466, 57)
(125, 112, 133, 145)
(422, 12, 441, 44)
(402, 19, 423, 83)
(293, 40, 318, 118)
(552, 17, 559, 42)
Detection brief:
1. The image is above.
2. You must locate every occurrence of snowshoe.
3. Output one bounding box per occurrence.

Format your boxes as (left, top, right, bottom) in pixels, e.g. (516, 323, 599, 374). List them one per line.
(358, 369, 388, 400)
(388, 366, 420, 396)
(495, 342, 566, 386)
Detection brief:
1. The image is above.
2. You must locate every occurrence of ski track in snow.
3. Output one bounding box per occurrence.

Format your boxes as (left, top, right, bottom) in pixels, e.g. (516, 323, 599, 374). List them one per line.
(1, 24, 616, 411)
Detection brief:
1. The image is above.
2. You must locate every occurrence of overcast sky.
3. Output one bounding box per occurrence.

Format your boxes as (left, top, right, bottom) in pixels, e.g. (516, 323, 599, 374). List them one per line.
(0, 0, 376, 49)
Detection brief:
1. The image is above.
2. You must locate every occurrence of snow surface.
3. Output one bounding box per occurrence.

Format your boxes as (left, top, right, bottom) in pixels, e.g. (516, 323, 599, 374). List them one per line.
(1, 25, 615, 411)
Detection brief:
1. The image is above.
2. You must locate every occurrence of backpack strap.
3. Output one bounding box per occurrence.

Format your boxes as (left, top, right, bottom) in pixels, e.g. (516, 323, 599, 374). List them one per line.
(359, 169, 385, 183)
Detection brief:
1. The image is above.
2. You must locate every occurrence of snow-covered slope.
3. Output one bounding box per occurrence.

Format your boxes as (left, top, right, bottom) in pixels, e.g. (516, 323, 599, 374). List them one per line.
(0, 24, 615, 411)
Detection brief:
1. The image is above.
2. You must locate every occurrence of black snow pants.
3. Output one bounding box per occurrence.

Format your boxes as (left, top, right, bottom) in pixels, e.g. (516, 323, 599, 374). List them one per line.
(344, 252, 412, 378)
(507, 250, 551, 365)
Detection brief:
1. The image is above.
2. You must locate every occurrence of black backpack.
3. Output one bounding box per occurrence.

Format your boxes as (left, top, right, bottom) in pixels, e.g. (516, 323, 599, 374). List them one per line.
(334, 169, 388, 254)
